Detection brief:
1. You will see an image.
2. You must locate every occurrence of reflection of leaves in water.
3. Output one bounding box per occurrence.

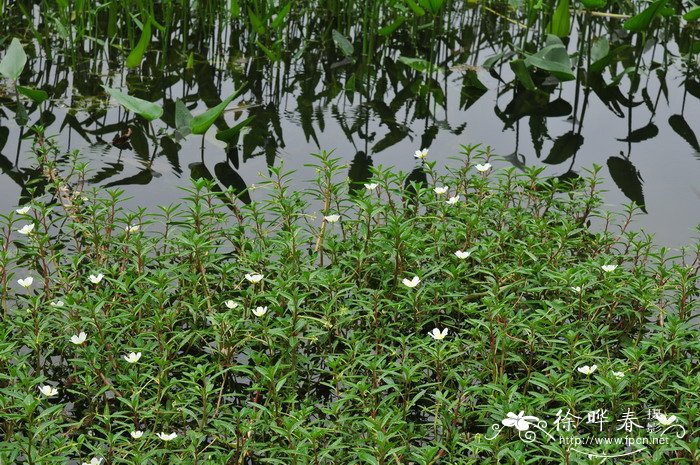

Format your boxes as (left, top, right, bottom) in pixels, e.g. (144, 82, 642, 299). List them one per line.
(0, 126, 8, 152)
(460, 70, 488, 110)
(404, 165, 428, 206)
(543, 132, 584, 165)
(668, 114, 700, 151)
(214, 162, 251, 204)
(160, 136, 183, 175)
(90, 162, 124, 184)
(617, 122, 658, 143)
(686, 79, 700, 100)
(103, 169, 157, 187)
(529, 116, 548, 158)
(348, 151, 373, 195)
(502, 90, 572, 126)
(607, 156, 647, 213)
(372, 126, 410, 154)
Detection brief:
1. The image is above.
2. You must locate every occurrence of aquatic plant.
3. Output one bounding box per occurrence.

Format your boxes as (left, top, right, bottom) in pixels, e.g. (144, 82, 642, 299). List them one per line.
(0, 137, 697, 463)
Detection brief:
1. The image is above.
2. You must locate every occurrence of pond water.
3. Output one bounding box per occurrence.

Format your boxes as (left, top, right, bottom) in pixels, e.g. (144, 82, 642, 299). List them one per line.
(1, 2, 699, 246)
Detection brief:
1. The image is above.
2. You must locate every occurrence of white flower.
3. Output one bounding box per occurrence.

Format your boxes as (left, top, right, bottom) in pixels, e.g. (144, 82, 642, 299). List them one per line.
(252, 306, 268, 317)
(38, 385, 59, 397)
(429, 328, 449, 340)
(364, 183, 378, 190)
(601, 264, 618, 272)
(16, 206, 31, 215)
(571, 286, 582, 293)
(324, 214, 340, 223)
(130, 430, 144, 439)
(18, 276, 34, 288)
(475, 163, 492, 172)
(502, 411, 539, 431)
(655, 413, 677, 426)
(434, 186, 448, 195)
(17, 223, 35, 235)
(82, 458, 103, 465)
(156, 432, 177, 441)
(224, 300, 239, 309)
(454, 250, 471, 259)
(402, 276, 421, 288)
(50, 300, 65, 307)
(611, 371, 625, 379)
(245, 273, 264, 283)
(70, 332, 87, 345)
(577, 364, 598, 375)
(414, 148, 429, 159)
(125, 224, 140, 233)
(89, 274, 104, 284)
(446, 195, 460, 205)
(123, 352, 142, 363)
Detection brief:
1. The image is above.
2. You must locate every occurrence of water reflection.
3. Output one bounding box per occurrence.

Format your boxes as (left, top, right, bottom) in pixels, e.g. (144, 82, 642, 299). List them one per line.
(0, 1, 698, 244)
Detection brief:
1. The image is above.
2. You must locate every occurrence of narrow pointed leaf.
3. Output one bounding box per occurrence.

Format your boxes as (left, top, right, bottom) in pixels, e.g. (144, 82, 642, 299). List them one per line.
(669, 114, 700, 151)
(189, 86, 247, 135)
(547, 0, 571, 37)
(216, 116, 255, 143)
(125, 17, 152, 68)
(17, 86, 48, 104)
(624, 0, 668, 32)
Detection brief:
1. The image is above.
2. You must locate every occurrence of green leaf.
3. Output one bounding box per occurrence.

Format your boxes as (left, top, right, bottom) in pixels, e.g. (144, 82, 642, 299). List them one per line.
(175, 99, 193, 138)
(398, 56, 443, 73)
(379, 17, 405, 36)
(546, 0, 571, 37)
(579, 0, 606, 9)
(510, 59, 536, 91)
(524, 36, 575, 81)
(216, 116, 255, 143)
(17, 86, 48, 104)
(405, 0, 426, 15)
(683, 5, 700, 21)
(624, 0, 668, 32)
(189, 86, 247, 135)
(0, 38, 27, 81)
(332, 30, 354, 57)
(125, 16, 152, 68)
(102, 85, 163, 121)
(589, 37, 610, 72)
(271, 3, 291, 29)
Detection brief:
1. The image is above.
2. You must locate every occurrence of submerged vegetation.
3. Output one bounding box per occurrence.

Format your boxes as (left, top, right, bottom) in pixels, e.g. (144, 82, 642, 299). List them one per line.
(0, 138, 698, 463)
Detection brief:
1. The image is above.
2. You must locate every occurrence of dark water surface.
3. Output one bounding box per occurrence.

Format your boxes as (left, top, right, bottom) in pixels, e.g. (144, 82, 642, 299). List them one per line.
(1, 4, 699, 246)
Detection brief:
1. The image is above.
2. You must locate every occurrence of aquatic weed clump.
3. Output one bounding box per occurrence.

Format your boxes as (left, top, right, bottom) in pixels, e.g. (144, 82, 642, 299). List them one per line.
(0, 141, 698, 464)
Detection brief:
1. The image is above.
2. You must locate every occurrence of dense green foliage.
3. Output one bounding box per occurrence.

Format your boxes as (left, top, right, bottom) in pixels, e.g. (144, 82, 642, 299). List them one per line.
(0, 137, 698, 464)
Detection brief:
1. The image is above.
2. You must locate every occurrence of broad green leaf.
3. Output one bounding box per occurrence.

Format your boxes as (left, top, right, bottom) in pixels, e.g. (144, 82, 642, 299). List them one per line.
(547, 0, 571, 37)
(510, 59, 536, 91)
(17, 86, 48, 104)
(102, 85, 163, 121)
(0, 38, 27, 81)
(332, 30, 354, 57)
(624, 0, 668, 32)
(524, 36, 575, 81)
(683, 5, 700, 21)
(405, 0, 426, 16)
(175, 99, 193, 137)
(589, 37, 610, 72)
(189, 86, 247, 135)
(379, 17, 405, 36)
(216, 116, 255, 143)
(125, 16, 152, 68)
(398, 56, 443, 73)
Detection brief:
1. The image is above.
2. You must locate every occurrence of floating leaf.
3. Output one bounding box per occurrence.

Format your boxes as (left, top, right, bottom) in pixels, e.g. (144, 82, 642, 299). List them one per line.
(607, 156, 646, 212)
(0, 38, 27, 81)
(624, 0, 668, 32)
(17, 86, 48, 104)
(542, 131, 584, 164)
(669, 114, 700, 151)
(189, 86, 247, 135)
(102, 85, 163, 121)
(547, 0, 571, 37)
(125, 16, 152, 68)
(332, 30, 354, 57)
